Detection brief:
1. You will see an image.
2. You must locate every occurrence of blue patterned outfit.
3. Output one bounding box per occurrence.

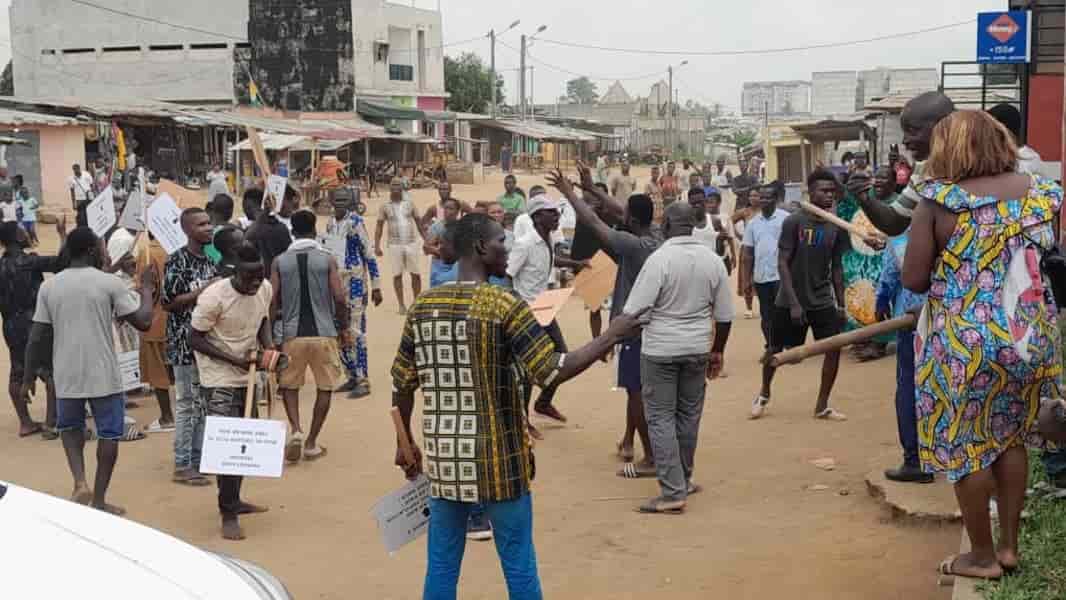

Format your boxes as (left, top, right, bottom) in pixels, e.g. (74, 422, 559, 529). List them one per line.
(325, 212, 381, 382)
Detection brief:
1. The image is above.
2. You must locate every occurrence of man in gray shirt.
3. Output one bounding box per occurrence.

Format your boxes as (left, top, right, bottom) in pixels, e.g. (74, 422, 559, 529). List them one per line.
(271, 210, 351, 464)
(548, 166, 659, 475)
(24, 227, 155, 514)
(623, 202, 734, 514)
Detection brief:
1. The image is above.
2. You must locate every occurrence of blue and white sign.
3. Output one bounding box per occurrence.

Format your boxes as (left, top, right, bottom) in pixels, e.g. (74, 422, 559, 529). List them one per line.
(977, 11, 1031, 64)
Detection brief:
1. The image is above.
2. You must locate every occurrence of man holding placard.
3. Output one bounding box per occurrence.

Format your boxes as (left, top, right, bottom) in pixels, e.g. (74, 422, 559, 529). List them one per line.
(189, 242, 274, 540)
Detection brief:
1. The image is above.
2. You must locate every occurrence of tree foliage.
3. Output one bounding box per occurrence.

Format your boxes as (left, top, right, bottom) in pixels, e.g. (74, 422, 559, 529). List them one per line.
(444, 52, 504, 113)
(0, 61, 13, 96)
(566, 76, 598, 104)
(715, 129, 759, 159)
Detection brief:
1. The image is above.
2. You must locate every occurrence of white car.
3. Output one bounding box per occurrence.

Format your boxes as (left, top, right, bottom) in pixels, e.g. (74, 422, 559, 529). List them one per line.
(0, 481, 292, 599)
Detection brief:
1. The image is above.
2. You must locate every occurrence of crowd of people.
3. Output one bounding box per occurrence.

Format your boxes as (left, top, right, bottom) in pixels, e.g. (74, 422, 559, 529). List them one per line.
(4, 90, 1066, 598)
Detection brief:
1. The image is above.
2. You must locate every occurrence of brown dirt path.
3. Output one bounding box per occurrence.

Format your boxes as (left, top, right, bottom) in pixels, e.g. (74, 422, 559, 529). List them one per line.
(0, 168, 954, 599)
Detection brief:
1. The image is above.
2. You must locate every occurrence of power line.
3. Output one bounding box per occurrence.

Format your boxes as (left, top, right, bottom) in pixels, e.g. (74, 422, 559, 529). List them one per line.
(498, 40, 663, 83)
(535, 19, 974, 56)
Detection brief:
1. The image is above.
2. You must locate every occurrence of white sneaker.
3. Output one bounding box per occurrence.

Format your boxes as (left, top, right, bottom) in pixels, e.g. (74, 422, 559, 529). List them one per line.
(750, 395, 770, 419)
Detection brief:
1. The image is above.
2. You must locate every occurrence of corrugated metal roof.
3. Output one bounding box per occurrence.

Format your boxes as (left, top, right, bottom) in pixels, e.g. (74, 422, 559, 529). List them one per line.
(862, 90, 1020, 112)
(481, 119, 597, 142)
(0, 107, 80, 126)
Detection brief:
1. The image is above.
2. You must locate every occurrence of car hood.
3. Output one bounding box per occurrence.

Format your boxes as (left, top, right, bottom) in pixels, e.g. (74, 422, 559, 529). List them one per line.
(0, 482, 262, 599)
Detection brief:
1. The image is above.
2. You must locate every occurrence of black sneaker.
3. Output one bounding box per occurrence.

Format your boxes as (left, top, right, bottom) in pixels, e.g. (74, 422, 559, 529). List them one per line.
(337, 378, 358, 393)
(885, 463, 934, 484)
(466, 512, 492, 541)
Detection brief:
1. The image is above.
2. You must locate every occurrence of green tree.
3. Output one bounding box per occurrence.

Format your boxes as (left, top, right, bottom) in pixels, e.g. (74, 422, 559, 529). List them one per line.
(0, 61, 13, 96)
(444, 52, 504, 113)
(716, 129, 758, 160)
(566, 76, 598, 104)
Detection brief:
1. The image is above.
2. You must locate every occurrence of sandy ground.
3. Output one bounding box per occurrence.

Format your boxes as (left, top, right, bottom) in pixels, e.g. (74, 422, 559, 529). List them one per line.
(0, 168, 956, 599)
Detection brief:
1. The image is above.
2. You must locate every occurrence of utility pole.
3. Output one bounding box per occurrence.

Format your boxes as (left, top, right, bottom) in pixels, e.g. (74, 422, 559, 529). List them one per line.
(520, 34, 527, 121)
(529, 65, 535, 121)
(667, 66, 673, 157)
(489, 29, 497, 118)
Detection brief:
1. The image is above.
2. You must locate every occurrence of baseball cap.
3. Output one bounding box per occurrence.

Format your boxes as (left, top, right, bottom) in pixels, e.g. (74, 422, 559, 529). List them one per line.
(526, 194, 559, 216)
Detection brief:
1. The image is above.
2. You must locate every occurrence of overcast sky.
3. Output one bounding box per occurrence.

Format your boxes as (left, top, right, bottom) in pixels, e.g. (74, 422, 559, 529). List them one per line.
(431, 0, 1005, 110)
(0, 0, 1008, 109)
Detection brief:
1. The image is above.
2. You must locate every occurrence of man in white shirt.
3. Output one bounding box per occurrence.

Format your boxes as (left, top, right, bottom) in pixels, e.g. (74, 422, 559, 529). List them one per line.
(69, 163, 94, 211)
(374, 178, 426, 314)
(206, 162, 232, 200)
(507, 195, 586, 428)
(624, 202, 734, 514)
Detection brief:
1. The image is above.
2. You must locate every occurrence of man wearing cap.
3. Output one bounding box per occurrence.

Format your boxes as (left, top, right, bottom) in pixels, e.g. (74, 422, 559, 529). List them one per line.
(507, 194, 588, 427)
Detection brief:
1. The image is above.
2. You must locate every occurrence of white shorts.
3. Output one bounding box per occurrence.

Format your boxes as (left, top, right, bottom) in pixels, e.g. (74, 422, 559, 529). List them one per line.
(388, 243, 421, 274)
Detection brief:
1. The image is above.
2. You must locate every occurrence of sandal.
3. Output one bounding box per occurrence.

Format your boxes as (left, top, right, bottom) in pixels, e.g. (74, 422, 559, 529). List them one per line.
(815, 408, 848, 422)
(41, 428, 59, 441)
(635, 497, 686, 515)
(617, 462, 656, 479)
(304, 445, 328, 461)
(687, 482, 704, 495)
(146, 418, 175, 434)
(286, 433, 304, 463)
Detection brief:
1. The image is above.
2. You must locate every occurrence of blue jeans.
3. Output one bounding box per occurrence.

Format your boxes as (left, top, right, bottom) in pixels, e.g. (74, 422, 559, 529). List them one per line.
(173, 364, 205, 471)
(1042, 450, 1066, 480)
(895, 331, 919, 466)
(424, 494, 541, 600)
(57, 393, 125, 440)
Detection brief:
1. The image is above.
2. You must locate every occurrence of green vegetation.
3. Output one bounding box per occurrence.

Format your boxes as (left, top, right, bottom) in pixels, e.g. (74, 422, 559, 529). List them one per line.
(980, 454, 1066, 600)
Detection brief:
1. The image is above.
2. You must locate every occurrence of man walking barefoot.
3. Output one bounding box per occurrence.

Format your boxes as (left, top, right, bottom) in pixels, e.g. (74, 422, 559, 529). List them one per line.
(623, 203, 734, 514)
(24, 228, 155, 513)
(190, 242, 274, 539)
(375, 178, 426, 314)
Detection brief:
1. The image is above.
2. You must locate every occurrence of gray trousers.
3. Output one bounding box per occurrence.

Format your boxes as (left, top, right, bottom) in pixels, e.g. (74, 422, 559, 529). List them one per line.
(641, 354, 710, 502)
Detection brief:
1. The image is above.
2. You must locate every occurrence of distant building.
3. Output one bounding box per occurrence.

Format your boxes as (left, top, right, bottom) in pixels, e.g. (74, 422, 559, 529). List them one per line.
(600, 81, 633, 105)
(741, 81, 811, 116)
(812, 68, 937, 117)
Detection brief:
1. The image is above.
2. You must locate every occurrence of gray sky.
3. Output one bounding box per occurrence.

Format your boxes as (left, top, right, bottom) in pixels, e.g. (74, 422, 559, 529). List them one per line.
(431, 0, 1005, 110)
(0, 0, 1007, 110)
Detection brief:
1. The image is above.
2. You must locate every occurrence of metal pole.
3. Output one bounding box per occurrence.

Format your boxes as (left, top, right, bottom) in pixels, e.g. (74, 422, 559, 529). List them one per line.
(490, 29, 496, 118)
(530, 65, 534, 121)
(668, 66, 673, 157)
(520, 34, 527, 122)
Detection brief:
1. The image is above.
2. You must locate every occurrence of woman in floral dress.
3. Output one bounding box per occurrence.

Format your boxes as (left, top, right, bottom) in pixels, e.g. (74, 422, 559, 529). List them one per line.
(903, 110, 1061, 580)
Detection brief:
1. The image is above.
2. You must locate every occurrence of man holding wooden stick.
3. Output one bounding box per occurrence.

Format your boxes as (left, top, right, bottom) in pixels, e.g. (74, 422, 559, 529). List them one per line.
(189, 242, 274, 540)
(390, 213, 644, 599)
(751, 169, 849, 422)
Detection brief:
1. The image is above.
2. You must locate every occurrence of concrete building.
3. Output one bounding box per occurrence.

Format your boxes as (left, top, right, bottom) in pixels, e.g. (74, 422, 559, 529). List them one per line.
(741, 81, 811, 116)
(811, 71, 859, 117)
(10, 0, 447, 110)
(812, 68, 938, 117)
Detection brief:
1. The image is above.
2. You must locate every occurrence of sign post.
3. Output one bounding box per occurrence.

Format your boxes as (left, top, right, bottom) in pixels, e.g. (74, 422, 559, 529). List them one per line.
(976, 11, 1031, 64)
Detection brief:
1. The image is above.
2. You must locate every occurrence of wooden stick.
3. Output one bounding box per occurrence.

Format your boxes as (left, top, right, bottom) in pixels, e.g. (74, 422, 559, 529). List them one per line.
(800, 201, 882, 241)
(243, 363, 257, 419)
(390, 407, 416, 466)
(770, 314, 917, 367)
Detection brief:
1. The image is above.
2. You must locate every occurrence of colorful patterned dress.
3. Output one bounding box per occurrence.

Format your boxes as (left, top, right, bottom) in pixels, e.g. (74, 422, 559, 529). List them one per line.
(914, 176, 1062, 482)
(838, 192, 892, 340)
(325, 213, 381, 383)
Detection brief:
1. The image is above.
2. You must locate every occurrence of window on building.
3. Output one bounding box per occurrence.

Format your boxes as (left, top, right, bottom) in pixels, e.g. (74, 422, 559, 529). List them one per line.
(375, 42, 389, 63)
(390, 64, 414, 81)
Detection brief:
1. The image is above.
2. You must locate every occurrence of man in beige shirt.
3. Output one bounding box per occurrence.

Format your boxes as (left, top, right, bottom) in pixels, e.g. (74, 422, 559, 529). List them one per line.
(609, 160, 637, 204)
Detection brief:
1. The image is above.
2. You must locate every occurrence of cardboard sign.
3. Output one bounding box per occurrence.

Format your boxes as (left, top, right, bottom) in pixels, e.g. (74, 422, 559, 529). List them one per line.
(266, 174, 287, 205)
(156, 179, 199, 209)
(118, 190, 145, 231)
(572, 251, 617, 310)
(199, 416, 287, 478)
(371, 475, 431, 554)
(118, 350, 141, 392)
(246, 126, 271, 178)
(86, 186, 116, 238)
(146, 193, 187, 255)
(528, 287, 574, 326)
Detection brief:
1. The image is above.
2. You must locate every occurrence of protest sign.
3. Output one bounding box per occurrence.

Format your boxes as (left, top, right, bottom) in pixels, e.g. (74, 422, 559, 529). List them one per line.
(146, 193, 187, 254)
(85, 186, 116, 238)
(572, 251, 617, 310)
(266, 174, 288, 205)
(118, 350, 141, 392)
(117, 190, 145, 231)
(528, 288, 574, 326)
(371, 474, 431, 554)
(200, 416, 286, 478)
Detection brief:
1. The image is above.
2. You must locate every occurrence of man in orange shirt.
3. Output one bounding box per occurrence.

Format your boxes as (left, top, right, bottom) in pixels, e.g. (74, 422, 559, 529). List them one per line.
(136, 232, 175, 434)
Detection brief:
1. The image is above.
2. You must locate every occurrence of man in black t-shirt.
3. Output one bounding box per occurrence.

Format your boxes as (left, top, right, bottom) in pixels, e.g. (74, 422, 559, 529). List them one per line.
(751, 169, 849, 422)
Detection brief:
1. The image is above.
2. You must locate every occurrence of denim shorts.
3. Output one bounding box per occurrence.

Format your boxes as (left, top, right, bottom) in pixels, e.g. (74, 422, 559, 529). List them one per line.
(57, 393, 125, 440)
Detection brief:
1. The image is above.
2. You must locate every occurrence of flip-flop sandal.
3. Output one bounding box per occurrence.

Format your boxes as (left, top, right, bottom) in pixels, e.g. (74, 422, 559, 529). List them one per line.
(635, 498, 686, 515)
(18, 423, 44, 438)
(121, 423, 146, 442)
(173, 474, 211, 487)
(146, 419, 175, 433)
(617, 463, 656, 479)
(304, 445, 328, 461)
(937, 554, 1002, 580)
(815, 408, 848, 422)
(41, 428, 59, 441)
(687, 482, 704, 495)
(286, 434, 304, 463)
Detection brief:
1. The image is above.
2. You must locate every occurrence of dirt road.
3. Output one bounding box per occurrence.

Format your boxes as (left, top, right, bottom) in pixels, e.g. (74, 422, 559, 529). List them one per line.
(0, 169, 955, 599)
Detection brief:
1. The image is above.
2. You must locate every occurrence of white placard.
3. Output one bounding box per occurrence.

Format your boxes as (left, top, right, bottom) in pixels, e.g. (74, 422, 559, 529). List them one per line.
(118, 190, 145, 231)
(266, 174, 287, 206)
(86, 186, 116, 238)
(118, 350, 141, 392)
(199, 416, 286, 478)
(146, 193, 187, 255)
(371, 475, 431, 554)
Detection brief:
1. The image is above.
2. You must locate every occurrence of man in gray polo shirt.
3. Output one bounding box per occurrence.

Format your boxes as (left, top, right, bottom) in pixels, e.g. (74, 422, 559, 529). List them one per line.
(623, 202, 735, 514)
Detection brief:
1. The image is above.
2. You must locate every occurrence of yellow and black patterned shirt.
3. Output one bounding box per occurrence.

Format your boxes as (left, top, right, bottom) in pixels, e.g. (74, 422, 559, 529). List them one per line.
(391, 282, 563, 503)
